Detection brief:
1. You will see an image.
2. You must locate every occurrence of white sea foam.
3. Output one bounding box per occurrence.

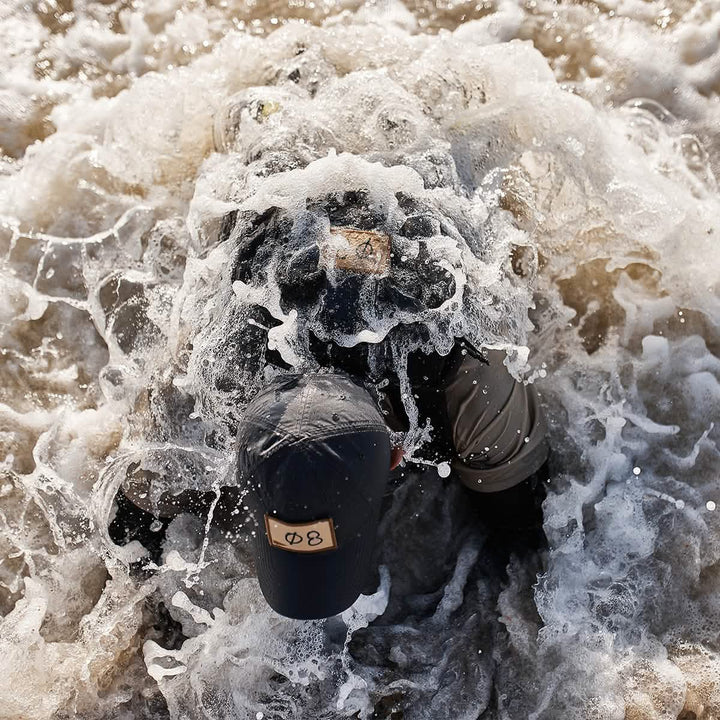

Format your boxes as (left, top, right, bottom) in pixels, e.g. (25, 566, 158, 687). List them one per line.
(1, 0, 719, 718)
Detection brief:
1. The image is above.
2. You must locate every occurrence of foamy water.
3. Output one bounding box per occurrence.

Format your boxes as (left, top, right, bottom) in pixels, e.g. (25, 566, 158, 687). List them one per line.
(1, 0, 719, 717)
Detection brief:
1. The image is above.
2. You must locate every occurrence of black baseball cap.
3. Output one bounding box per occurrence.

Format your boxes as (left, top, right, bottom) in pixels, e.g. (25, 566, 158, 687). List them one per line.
(236, 372, 391, 619)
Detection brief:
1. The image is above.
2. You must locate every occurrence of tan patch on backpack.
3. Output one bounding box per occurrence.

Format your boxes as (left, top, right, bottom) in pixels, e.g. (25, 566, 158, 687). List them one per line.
(325, 227, 391, 276)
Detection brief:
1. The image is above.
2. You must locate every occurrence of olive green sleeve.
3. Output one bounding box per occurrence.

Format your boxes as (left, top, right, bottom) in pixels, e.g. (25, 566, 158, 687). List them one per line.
(444, 350, 549, 493)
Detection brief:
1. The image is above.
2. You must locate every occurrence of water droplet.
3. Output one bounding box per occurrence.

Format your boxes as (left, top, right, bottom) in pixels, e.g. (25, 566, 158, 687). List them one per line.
(437, 462, 451, 478)
(707, 500, 716, 511)
(633, 467, 641, 476)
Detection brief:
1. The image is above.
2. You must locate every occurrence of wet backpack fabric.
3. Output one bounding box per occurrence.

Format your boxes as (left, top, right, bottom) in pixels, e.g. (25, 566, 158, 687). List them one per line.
(223, 191, 549, 492)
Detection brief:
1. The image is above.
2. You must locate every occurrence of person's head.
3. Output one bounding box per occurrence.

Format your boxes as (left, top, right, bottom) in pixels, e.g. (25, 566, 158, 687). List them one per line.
(236, 372, 398, 619)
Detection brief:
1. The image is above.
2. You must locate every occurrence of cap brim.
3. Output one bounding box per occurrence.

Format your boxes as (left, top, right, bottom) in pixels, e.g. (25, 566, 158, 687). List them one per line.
(255, 523, 377, 619)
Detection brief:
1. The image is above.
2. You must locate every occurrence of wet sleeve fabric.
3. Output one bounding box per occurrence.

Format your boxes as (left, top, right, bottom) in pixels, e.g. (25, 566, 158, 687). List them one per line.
(444, 349, 549, 493)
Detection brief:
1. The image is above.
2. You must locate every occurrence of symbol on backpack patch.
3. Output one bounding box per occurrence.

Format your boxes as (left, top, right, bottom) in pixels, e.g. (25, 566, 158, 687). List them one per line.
(325, 227, 391, 276)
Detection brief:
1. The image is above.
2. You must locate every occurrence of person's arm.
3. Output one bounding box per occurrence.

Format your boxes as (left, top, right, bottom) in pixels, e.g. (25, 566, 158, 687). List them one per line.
(443, 345, 549, 494)
(114, 464, 247, 551)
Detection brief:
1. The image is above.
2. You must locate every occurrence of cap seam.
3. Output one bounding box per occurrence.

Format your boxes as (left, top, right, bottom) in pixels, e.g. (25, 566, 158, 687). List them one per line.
(240, 427, 387, 492)
(240, 416, 388, 444)
(240, 408, 387, 434)
(240, 424, 390, 480)
(299, 382, 313, 437)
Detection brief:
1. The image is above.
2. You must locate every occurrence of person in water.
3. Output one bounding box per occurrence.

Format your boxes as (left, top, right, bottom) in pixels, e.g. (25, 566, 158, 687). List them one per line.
(112, 186, 550, 619)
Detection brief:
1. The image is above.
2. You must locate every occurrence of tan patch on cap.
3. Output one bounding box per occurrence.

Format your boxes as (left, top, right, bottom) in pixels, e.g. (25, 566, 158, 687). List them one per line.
(326, 226, 391, 276)
(265, 515, 338, 553)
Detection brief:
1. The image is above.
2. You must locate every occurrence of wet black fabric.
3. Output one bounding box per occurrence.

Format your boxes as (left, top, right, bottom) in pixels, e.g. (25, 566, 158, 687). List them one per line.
(221, 191, 549, 491)
(224, 191, 457, 341)
(470, 461, 549, 533)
